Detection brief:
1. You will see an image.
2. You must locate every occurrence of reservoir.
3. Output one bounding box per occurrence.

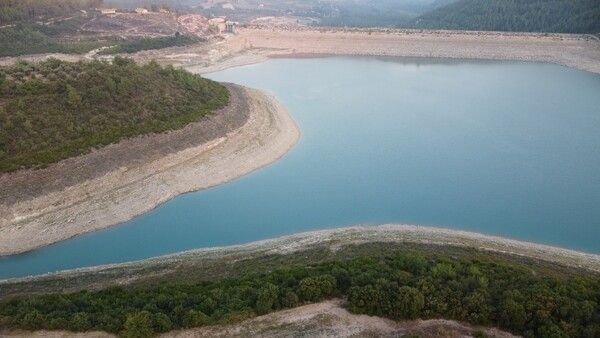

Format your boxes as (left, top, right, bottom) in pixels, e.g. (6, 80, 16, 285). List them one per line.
(1, 57, 600, 279)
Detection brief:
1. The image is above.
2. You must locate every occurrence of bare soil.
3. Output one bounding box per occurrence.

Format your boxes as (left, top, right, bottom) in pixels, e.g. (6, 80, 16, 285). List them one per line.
(165, 299, 517, 337)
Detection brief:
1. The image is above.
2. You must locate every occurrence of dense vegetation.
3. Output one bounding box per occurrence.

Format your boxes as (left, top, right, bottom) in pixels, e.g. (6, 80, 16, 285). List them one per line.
(0, 250, 598, 337)
(0, 57, 228, 172)
(0, 18, 115, 57)
(412, 0, 600, 33)
(99, 34, 200, 55)
(0, 0, 103, 24)
(311, 0, 431, 27)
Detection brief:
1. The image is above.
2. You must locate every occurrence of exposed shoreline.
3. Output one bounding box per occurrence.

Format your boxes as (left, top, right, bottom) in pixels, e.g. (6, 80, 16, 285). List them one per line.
(184, 27, 600, 75)
(1, 26, 598, 259)
(0, 84, 300, 256)
(2, 224, 599, 297)
(2, 27, 598, 76)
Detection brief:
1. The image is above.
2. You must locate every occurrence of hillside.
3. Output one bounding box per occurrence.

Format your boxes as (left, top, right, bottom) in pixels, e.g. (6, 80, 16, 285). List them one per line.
(0, 57, 229, 172)
(1, 235, 599, 337)
(413, 0, 600, 33)
(0, 0, 208, 57)
(0, 0, 102, 24)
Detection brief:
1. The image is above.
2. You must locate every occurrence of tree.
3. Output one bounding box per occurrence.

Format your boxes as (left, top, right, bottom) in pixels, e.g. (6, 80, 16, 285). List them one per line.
(68, 312, 91, 332)
(182, 309, 209, 328)
(20, 310, 47, 330)
(152, 312, 172, 333)
(281, 290, 299, 308)
(255, 283, 279, 315)
(122, 311, 154, 338)
(391, 286, 424, 320)
(65, 83, 81, 108)
(297, 275, 337, 302)
(499, 295, 527, 331)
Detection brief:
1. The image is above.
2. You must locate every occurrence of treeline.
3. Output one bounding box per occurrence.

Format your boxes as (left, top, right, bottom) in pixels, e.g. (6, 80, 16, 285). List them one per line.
(100, 34, 200, 55)
(0, 57, 228, 172)
(0, 0, 103, 24)
(0, 252, 599, 337)
(0, 18, 113, 57)
(412, 0, 600, 33)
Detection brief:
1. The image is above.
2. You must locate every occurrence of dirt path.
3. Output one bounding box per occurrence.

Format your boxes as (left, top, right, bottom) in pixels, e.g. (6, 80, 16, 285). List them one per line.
(0, 85, 300, 256)
(164, 299, 517, 337)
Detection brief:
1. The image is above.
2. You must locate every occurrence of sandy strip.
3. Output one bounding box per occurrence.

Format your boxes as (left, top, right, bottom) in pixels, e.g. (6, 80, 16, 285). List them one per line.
(0, 86, 300, 256)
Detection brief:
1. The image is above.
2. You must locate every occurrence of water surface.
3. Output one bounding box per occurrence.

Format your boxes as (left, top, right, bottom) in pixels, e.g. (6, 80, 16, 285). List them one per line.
(2, 57, 600, 279)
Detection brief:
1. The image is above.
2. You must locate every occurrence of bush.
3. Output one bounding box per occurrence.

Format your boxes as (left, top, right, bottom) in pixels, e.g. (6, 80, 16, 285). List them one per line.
(255, 283, 279, 315)
(297, 275, 337, 302)
(122, 311, 154, 338)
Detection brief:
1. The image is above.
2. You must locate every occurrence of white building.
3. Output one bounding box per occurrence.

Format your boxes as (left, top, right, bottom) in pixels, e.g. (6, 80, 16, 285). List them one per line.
(225, 21, 239, 33)
(97, 8, 117, 14)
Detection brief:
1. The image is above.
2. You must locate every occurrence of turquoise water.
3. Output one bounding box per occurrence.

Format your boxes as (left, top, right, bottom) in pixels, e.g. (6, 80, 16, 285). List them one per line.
(2, 57, 600, 279)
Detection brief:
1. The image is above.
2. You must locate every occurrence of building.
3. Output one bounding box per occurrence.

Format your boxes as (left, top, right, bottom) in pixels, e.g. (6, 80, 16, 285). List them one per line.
(225, 21, 238, 33)
(97, 8, 117, 14)
(135, 8, 149, 14)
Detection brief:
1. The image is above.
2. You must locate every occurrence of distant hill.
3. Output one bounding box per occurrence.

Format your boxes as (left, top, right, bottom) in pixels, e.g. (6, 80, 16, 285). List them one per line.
(0, 0, 103, 24)
(412, 0, 600, 33)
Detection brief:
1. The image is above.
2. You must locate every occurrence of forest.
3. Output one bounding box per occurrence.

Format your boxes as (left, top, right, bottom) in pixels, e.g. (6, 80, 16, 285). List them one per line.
(0, 0, 103, 24)
(0, 249, 598, 337)
(2, 0, 599, 59)
(0, 57, 229, 172)
(412, 0, 600, 33)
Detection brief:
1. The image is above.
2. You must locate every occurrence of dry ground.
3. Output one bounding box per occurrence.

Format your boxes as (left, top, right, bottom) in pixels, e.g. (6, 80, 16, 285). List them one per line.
(164, 299, 517, 337)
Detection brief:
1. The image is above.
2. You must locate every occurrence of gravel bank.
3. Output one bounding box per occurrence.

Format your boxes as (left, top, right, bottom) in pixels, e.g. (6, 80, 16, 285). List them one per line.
(0, 85, 300, 256)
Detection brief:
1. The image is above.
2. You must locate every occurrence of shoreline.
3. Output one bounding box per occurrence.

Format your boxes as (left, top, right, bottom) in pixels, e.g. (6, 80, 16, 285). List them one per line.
(0, 26, 598, 261)
(2, 27, 598, 76)
(2, 224, 599, 295)
(185, 27, 600, 75)
(0, 85, 300, 256)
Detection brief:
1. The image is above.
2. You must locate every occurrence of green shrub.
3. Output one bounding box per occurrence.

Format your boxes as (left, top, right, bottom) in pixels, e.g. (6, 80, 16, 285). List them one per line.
(1, 252, 599, 337)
